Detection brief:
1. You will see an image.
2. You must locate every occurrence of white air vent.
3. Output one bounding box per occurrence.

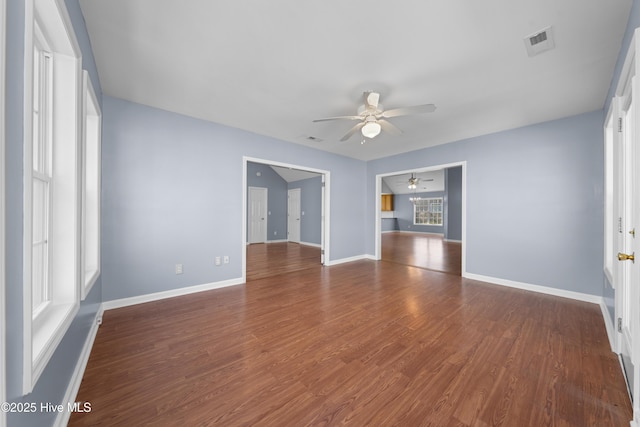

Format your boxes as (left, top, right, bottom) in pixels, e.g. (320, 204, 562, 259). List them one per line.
(524, 26, 555, 57)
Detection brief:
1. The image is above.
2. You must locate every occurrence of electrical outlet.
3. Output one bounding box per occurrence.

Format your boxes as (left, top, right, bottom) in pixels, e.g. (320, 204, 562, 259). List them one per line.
(215, 256, 221, 266)
(223, 255, 229, 264)
(175, 263, 183, 274)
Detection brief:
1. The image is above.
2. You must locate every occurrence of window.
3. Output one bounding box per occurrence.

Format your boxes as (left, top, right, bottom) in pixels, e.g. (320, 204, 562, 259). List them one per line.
(23, 0, 81, 393)
(414, 198, 443, 226)
(81, 71, 101, 299)
(31, 24, 53, 317)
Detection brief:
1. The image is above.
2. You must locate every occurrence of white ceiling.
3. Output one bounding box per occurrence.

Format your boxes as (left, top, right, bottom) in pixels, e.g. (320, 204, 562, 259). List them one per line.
(382, 170, 445, 195)
(79, 0, 631, 161)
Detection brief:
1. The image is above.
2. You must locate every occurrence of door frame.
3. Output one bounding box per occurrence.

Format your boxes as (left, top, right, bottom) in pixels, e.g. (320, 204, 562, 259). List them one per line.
(613, 27, 640, 427)
(242, 156, 330, 281)
(374, 161, 467, 275)
(287, 188, 301, 243)
(247, 186, 268, 244)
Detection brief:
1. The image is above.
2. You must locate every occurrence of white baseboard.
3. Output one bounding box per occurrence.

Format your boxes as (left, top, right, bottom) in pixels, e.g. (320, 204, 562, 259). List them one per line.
(299, 241, 321, 248)
(600, 300, 616, 352)
(54, 305, 104, 427)
(444, 238, 462, 243)
(325, 254, 373, 266)
(267, 239, 288, 244)
(463, 272, 603, 304)
(103, 277, 244, 310)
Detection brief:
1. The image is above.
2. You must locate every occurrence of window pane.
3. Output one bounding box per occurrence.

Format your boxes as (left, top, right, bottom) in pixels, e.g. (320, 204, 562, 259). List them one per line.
(32, 178, 50, 313)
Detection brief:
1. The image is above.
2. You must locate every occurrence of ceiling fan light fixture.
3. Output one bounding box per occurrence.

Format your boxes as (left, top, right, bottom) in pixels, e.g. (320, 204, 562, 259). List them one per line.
(361, 121, 381, 139)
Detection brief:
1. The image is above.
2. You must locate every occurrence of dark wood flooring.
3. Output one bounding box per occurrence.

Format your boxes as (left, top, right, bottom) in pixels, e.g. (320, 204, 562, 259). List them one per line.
(69, 243, 631, 426)
(382, 231, 461, 275)
(246, 242, 321, 281)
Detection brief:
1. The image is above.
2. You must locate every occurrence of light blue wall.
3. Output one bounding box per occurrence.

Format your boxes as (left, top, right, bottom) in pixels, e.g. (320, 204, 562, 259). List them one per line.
(367, 111, 605, 296)
(101, 96, 367, 301)
(288, 176, 322, 245)
(445, 166, 463, 241)
(381, 218, 398, 232)
(5, 0, 103, 425)
(246, 162, 287, 241)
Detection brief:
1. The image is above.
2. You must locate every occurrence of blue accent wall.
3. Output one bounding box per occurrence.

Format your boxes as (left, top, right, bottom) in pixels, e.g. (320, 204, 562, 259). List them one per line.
(445, 166, 463, 241)
(5, 0, 103, 425)
(101, 96, 367, 302)
(246, 162, 287, 242)
(288, 176, 322, 245)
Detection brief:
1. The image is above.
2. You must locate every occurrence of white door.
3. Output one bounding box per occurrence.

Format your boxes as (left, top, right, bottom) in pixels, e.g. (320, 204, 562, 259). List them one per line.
(288, 188, 301, 243)
(616, 76, 639, 417)
(248, 187, 267, 244)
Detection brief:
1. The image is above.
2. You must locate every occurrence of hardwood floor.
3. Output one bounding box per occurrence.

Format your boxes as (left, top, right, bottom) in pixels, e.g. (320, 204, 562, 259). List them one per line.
(70, 245, 631, 426)
(246, 242, 321, 281)
(382, 231, 461, 275)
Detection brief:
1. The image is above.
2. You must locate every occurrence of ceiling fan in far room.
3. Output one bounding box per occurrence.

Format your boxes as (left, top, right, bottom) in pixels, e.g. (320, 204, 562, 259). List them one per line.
(313, 91, 436, 142)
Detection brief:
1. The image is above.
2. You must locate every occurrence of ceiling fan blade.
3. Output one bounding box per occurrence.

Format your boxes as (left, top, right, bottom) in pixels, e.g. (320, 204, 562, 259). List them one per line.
(313, 115, 362, 122)
(381, 104, 436, 118)
(340, 122, 365, 141)
(378, 119, 403, 136)
(364, 91, 380, 110)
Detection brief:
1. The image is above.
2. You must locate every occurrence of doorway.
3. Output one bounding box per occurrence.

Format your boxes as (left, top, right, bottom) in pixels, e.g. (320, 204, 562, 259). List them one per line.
(242, 157, 330, 282)
(375, 162, 466, 275)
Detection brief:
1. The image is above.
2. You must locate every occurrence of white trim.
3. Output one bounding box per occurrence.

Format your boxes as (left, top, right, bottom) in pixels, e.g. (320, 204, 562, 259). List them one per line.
(0, 0, 6, 423)
(463, 272, 603, 304)
(374, 161, 467, 277)
(444, 239, 462, 243)
(600, 300, 616, 352)
(324, 254, 373, 266)
(266, 239, 288, 244)
(80, 70, 101, 300)
(54, 305, 103, 427)
(103, 277, 244, 310)
(243, 156, 331, 281)
(299, 241, 321, 248)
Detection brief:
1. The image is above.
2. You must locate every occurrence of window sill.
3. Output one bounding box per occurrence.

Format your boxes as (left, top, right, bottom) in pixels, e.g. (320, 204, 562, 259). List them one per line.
(31, 301, 78, 388)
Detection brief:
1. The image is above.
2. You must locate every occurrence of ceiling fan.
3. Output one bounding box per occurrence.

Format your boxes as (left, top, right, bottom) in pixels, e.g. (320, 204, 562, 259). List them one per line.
(313, 91, 436, 142)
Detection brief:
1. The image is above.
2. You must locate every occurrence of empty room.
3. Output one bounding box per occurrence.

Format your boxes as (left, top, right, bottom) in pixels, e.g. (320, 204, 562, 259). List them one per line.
(2, 0, 640, 426)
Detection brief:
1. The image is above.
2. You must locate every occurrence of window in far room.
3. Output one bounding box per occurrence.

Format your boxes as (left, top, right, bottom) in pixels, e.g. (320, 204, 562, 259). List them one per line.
(414, 197, 443, 226)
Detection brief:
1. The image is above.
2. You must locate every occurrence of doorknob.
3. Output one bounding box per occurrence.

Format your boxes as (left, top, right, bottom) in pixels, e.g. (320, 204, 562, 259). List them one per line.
(618, 252, 635, 262)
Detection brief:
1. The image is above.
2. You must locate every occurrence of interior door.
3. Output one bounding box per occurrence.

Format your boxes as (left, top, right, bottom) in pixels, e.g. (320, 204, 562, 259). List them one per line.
(248, 187, 267, 244)
(288, 188, 301, 243)
(617, 77, 639, 408)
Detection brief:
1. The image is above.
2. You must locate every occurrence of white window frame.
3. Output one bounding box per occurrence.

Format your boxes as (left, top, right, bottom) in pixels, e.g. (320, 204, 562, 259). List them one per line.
(23, 0, 82, 393)
(414, 197, 443, 226)
(81, 70, 101, 300)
